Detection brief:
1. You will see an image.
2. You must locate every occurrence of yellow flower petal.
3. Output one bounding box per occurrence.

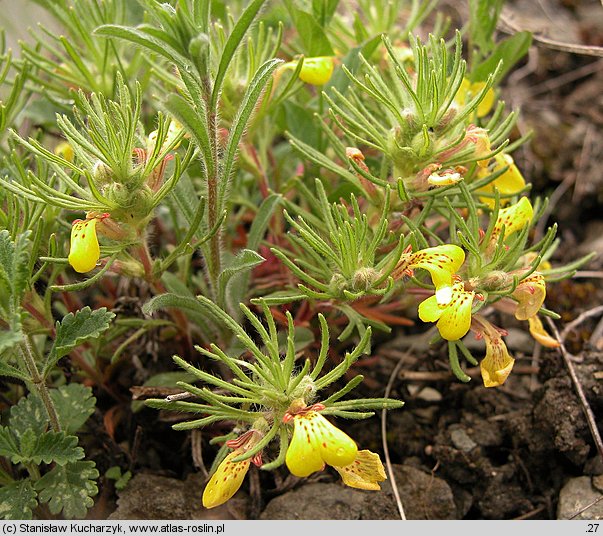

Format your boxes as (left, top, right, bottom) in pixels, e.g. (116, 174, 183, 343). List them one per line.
(397, 245, 465, 306)
(333, 450, 387, 491)
(298, 57, 334, 86)
(513, 273, 546, 321)
(419, 283, 474, 341)
(493, 197, 533, 239)
(477, 154, 526, 208)
(54, 141, 74, 162)
(479, 326, 515, 388)
(528, 316, 560, 348)
(285, 411, 357, 477)
(409, 245, 465, 303)
(417, 294, 445, 323)
(455, 79, 495, 118)
(202, 449, 251, 509)
(68, 218, 100, 273)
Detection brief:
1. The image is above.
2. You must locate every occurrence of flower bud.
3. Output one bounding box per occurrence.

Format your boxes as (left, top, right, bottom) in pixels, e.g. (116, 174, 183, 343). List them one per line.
(298, 56, 335, 86)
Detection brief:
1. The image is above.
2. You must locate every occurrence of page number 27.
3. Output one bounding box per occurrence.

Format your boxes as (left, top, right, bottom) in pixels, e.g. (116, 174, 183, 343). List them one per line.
(587, 524, 599, 532)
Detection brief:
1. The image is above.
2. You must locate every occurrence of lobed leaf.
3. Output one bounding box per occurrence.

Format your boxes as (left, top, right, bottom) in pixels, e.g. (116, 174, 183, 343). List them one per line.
(44, 307, 115, 377)
(0, 480, 37, 520)
(36, 461, 99, 519)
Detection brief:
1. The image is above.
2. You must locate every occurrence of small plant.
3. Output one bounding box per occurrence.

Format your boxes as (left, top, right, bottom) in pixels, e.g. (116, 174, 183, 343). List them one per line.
(0, 0, 595, 519)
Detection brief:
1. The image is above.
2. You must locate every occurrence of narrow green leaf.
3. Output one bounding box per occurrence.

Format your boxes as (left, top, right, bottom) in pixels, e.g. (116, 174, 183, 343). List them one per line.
(36, 461, 99, 519)
(0, 230, 31, 318)
(164, 94, 213, 177)
(211, 0, 267, 109)
(219, 249, 265, 314)
(0, 480, 37, 520)
(0, 329, 23, 354)
(473, 32, 533, 82)
(286, 3, 334, 56)
(218, 58, 283, 206)
(44, 307, 115, 377)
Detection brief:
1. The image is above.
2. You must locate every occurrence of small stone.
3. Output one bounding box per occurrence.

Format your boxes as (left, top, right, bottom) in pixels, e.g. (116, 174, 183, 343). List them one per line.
(558, 476, 603, 519)
(417, 387, 443, 402)
(109, 473, 247, 520)
(450, 427, 478, 452)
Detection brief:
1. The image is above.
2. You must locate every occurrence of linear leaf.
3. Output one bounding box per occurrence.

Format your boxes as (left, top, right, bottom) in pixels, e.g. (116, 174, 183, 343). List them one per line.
(218, 58, 282, 207)
(219, 249, 265, 315)
(211, 0, 267, 109)
(0, 230, 31, 319)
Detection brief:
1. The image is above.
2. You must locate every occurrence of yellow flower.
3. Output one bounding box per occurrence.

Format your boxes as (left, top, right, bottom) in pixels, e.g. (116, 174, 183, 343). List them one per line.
(492, 197, 533, 240)
(298, 56, 335, 86)
(68, 217, 101, 273)
(285, 410, 357, 477)
(202, 430, 262, 509)
(418, 282, 475, 340)
(475, 318, 515, 388)
(477, 153, 526, 208)
(528, 315, 560, 348)
(456, 78, 496, 118)
(54, 141, 74, 162)
(395, 245, 466, 305)
(333, 450, 387, 491)
(512, 273, 546, 320)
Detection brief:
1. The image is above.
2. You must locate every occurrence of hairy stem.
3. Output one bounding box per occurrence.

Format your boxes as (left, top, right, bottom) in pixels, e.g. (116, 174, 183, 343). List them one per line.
(20, 337, 61, 433)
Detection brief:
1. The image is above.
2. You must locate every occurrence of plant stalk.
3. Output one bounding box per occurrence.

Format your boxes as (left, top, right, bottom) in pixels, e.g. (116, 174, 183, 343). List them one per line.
(19, 337, 61, 433)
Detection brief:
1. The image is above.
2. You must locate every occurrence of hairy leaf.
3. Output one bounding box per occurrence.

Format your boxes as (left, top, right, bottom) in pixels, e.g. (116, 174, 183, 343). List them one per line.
(211, 0, 267, 109)
(50, 384, 96, 435)
(0, 230, 31, 320)
(0, 480, 37, 520)
(44, 307, 115, 377)
(13, 430, 84, 466)
(219, 249, 265, 315)
(36, 461, 99, 519)
(0, 426, 20, 461)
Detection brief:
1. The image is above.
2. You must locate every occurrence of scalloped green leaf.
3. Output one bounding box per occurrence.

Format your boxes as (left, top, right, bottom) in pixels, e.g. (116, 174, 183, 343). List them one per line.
(13, 430, 84, 466)
(44, 307, 115, 377)
(0, 480, 37, 520)
(36, 461, 99, 519)
(9, 394, 48, 440)
(50, 384, 96, 435)
(0, 426, 20, 461)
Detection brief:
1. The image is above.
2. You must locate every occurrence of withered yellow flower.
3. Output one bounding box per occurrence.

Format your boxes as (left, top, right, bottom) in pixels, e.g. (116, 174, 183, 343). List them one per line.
(513, 273, 546, 321)
(202, 431, 262, 509)
(475, 317, 515, 388)
(333, 449, 387, 491)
